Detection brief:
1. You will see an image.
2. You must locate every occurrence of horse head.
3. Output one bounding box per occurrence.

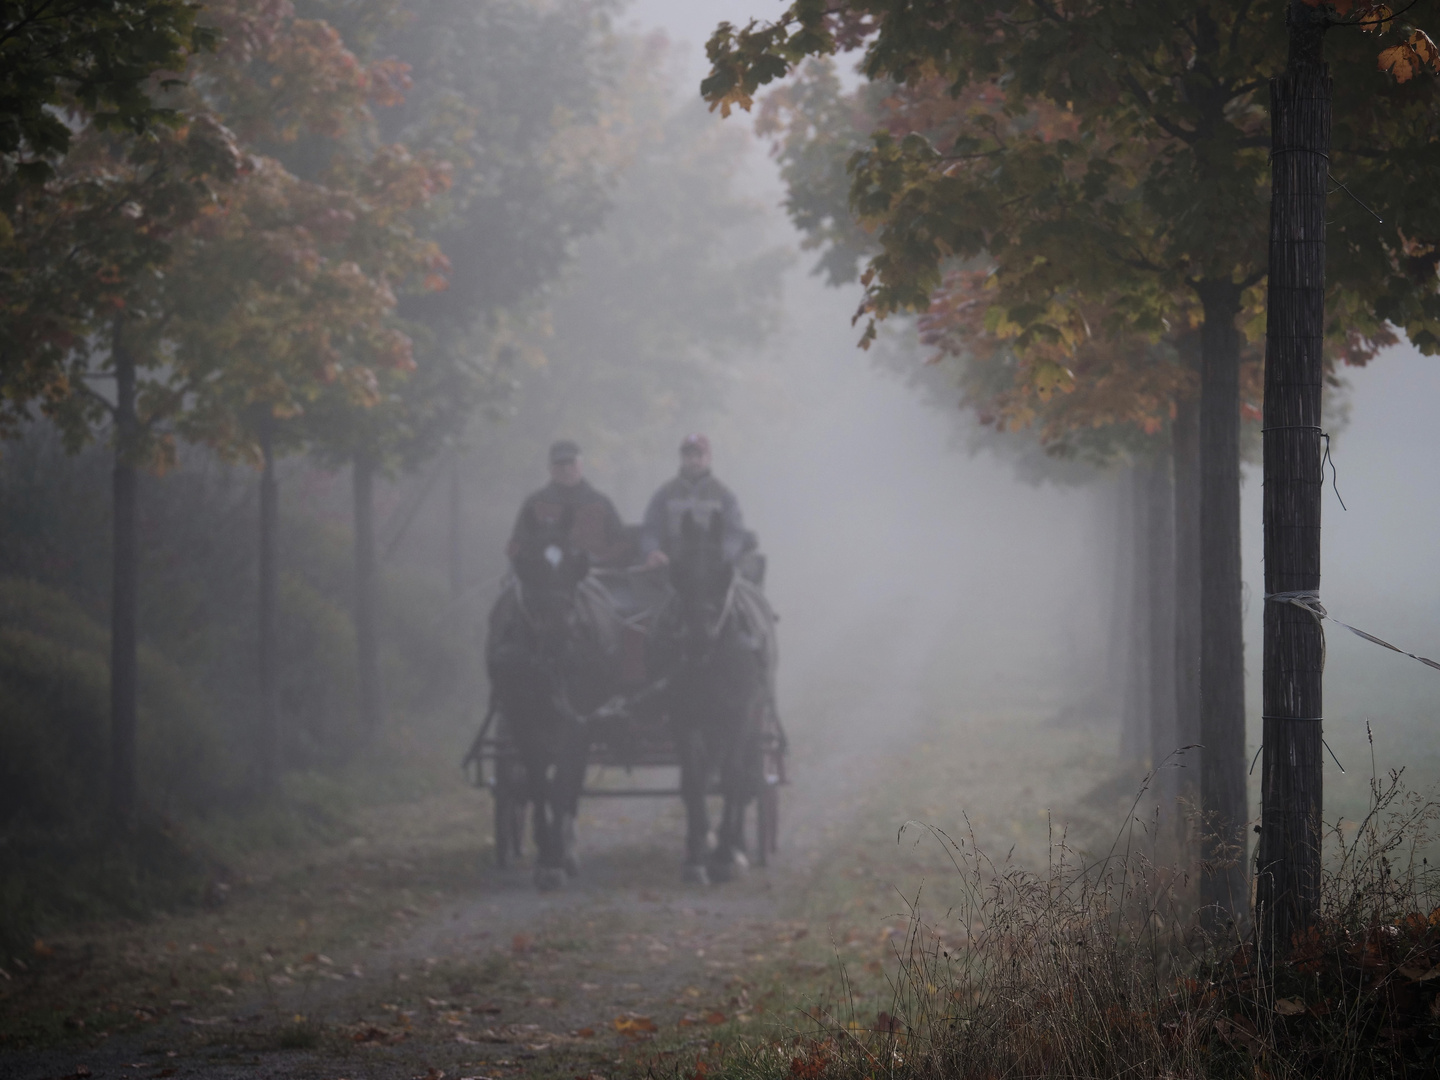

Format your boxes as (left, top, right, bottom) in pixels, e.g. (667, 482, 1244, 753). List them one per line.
(512, 504, 590, 642)
(669, 509, 734, 658)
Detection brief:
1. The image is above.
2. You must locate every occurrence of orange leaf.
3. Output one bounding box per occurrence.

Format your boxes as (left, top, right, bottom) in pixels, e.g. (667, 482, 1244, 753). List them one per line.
(1379, 43, 1419, 82)
(613, 1014, 657, 1035)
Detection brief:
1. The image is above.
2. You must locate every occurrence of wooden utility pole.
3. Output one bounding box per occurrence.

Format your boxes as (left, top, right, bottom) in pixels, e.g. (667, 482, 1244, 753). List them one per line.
(1255, 0, 1331, 954)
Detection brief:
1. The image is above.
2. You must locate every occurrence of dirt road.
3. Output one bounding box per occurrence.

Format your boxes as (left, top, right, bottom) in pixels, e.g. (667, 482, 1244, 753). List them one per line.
(1, 608, 1129, 1080)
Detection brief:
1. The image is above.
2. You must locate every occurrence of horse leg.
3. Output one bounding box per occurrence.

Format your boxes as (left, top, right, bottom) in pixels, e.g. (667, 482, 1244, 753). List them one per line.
(709, 751, 750, 881)
(679, 727, 711, 885)
(531, 760, 565, 891)
(555, 722, 588, 878)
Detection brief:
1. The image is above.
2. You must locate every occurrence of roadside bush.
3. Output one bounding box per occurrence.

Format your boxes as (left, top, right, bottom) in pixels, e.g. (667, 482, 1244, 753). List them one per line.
(723, 773, 1440, 1080)
(0, 577, 235, 828)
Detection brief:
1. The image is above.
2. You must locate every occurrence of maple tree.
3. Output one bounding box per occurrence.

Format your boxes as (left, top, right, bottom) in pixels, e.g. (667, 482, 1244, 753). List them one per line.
(707, 0, 1440, 924)
(5, 0, 447, 816)
(0, 0, 220, 422)
(286, 0, 626, 733)
(0, 0, 216, 181)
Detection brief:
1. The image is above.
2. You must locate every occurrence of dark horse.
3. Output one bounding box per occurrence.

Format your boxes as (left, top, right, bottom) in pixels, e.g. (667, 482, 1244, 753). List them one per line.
(655, 510, 778, 885)
(485, 507, 610, 890)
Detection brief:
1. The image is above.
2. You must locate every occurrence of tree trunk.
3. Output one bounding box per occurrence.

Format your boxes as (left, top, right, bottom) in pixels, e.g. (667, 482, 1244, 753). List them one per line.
(109, 321, 139, 829)
(1256, 4, 1330, 956)
(354, 453, 382, 733)
(1196, 278, 1249, 930)
(257, 418, 280, 788)
(448, 453, 463, 599)
(1173, 392, 1202, 843)
(1119, 465, 1151, 764)
(1146, 452, 1178, 819)
(1105, 471, 1136, 729)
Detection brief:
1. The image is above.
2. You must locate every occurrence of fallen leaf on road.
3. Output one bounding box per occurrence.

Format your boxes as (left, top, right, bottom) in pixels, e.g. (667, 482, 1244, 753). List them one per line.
(352, 1025, 407, 1045)
(614, 1014, 657, 1035)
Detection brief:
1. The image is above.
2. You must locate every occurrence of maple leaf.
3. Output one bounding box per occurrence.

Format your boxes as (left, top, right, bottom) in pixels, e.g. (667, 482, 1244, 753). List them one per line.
(1378, 31, 1440, 82)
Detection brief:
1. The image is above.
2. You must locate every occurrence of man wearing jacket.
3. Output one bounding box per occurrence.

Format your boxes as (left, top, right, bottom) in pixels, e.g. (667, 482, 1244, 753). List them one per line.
(508, 440, 632, 568)
(641, 434, 754, 573)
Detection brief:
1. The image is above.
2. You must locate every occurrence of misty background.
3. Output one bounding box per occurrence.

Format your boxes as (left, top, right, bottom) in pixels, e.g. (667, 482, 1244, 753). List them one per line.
(2, 0, 1437, 930)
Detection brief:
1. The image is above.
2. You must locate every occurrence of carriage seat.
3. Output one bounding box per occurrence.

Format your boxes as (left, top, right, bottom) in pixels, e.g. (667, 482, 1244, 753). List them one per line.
(578, 564, 673, 687)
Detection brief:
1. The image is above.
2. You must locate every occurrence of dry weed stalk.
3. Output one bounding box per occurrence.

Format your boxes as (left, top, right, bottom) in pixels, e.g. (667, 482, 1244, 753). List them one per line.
(714, 763, 1440, 1080)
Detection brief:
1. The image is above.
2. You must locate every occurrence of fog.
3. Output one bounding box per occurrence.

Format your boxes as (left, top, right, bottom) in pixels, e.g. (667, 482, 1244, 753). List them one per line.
(387, 0, 1440, 847)
(5, 0, 1439, 929)
(8, 4, 1440, 1072)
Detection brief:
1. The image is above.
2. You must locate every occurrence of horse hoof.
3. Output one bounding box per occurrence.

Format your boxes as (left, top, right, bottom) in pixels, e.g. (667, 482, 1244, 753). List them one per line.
(682, 863, 710, 886)
(708, 851, 748, 883)
(534, 867, 565, 892)
(561, 816, 580, 877)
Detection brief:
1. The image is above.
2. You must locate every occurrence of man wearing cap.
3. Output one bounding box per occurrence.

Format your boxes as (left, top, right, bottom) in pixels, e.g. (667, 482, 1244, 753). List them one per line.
(508, 440, 632, 568)
(641, 435, 754, 574)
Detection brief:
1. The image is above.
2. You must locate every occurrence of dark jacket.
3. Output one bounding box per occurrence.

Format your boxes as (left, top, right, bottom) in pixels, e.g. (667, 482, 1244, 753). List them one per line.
(508, 479, 631, 567)
(640, 470, 747, 562)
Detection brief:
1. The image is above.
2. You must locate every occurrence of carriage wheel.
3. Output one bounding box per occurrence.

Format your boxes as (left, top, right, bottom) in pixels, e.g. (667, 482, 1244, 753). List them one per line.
(757, 781, 779, 866)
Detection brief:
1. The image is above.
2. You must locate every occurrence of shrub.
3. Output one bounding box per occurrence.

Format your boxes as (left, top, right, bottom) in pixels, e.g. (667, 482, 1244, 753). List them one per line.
(721, 773, 1440, 1080)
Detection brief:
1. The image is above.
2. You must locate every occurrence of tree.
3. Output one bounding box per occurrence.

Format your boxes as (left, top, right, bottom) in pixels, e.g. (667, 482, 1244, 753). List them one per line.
(759, 58, 1218, 829)
(704, 1, 1440, 924)
(289, 0, 633, 733)
(20, 0, 446, 817)
(1, 0, 217, 417)
(0, 0, 214, 179)
(1254, 0, 1440, 959)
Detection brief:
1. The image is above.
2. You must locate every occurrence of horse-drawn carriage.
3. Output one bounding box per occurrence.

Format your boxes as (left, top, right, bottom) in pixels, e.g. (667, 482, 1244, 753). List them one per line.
(463, 510, 785, 888)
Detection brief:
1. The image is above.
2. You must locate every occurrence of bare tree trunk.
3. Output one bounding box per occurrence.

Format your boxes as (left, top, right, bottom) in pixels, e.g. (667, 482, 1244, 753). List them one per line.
(257, 418, 280, 788)
(1120, 465, 1151, 764)
(448, 454, 463, 599)
(354, 453, 382, 733)
(109, 320, 139, 829)
(1146, 452, 1178, 822)
(1104, 472, 1136, 727)
(1173, 392, 1202, 844)
(1197, 278, 1249, 931)
(1256, 2, 1330, 957)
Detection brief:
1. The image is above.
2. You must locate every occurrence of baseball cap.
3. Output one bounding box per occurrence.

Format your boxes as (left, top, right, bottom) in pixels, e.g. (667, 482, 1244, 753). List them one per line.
(679, 433, 710, 455)
(549, 439, 580, 463)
